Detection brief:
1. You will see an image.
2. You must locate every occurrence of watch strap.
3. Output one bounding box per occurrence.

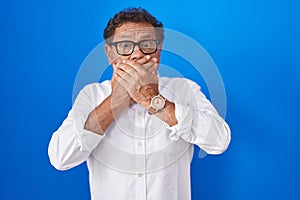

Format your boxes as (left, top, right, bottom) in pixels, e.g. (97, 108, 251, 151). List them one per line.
(148, 94, 166, 115)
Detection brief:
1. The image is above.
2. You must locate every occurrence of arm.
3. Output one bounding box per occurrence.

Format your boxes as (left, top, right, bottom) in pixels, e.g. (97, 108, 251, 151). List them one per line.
(114, 57, 178, 127)
(84, 56, 153, 134)
(166, 78, 231, 154)
(48, 57, 154, 170)
(115, 58, 230, 154)
(48, 84, 107, 170)
(151, 99, 178, 127)
(84, 86, 130, 135)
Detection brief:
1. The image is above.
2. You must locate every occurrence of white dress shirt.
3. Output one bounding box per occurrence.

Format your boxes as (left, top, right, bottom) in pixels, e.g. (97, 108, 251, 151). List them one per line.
(48, 77, 231, 200)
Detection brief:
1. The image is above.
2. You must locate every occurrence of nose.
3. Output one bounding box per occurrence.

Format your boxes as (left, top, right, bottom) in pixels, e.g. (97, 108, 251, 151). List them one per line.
(129, 45, 145, 61)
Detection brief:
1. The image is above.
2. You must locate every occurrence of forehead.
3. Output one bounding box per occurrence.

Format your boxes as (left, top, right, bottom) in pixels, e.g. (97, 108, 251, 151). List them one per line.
(113, 22, 157, 40)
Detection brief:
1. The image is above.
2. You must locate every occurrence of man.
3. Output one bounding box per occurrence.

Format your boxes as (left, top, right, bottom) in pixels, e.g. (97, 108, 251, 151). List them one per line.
(48, 7, 231, 200)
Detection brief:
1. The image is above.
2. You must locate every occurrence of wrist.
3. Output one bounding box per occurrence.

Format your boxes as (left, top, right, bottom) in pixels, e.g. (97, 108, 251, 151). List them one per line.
(148, 94, 166, 115)
(109, 94, 131, 110)
(135, 85, 159, 109)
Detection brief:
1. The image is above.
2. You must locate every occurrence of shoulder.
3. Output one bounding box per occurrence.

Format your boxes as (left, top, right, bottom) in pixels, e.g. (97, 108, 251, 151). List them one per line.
(159, 77, 203, 104)
(159, 77, 201, 90)
(72, 80, 112, 107)
(74, 81, 111, 103)
(81, 80, 111, 94)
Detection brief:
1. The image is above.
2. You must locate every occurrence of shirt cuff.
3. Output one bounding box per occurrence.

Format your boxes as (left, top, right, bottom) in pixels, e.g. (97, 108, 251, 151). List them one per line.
(167, 102, 193, 141)
(73, 122, 104, 152)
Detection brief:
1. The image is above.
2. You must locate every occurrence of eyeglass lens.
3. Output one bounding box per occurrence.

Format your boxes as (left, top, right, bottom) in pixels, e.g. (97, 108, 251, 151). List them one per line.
(115, 40, 157, 55)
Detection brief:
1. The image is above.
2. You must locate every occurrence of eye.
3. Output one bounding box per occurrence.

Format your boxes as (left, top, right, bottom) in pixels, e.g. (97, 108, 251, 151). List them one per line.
(143, 42, 150, 47)
(142, 41, 153, 48)
(121, 42, 132, 48)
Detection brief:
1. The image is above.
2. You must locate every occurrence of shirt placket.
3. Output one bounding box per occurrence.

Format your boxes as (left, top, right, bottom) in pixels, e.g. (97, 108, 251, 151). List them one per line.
(134, 107, 148, 200)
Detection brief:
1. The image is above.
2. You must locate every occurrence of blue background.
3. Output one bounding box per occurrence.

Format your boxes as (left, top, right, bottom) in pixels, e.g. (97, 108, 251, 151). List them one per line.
(1, 0, 299, 199)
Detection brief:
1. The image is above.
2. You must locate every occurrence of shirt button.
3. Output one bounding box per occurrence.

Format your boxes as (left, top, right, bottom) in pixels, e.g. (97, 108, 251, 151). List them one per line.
(137, 142, 142, 147)
(138, 173, 143, 177)
(137, 111, 142, 116)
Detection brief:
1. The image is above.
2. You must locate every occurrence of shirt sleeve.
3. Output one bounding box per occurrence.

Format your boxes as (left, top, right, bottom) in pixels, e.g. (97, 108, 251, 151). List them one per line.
(48, 84, 105, 170)
(166, 79, 231, 155)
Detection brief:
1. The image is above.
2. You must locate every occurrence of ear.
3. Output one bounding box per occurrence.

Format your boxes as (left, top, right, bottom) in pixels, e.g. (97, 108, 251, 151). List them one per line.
(105, 44, 113, 65)
(156, 43, 163, 56)
(157, 43, 163, 52)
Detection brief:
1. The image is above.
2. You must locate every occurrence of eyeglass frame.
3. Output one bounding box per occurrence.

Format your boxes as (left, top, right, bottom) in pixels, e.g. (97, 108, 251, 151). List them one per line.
(109, 39, 161, 56)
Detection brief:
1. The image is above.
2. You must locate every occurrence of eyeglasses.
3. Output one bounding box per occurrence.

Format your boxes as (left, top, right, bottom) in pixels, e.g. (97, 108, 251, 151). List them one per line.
(110, 40, 160, 56)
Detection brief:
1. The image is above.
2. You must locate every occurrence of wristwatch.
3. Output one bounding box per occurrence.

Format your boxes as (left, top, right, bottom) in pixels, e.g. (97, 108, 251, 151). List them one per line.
(148, 94, 166, 115)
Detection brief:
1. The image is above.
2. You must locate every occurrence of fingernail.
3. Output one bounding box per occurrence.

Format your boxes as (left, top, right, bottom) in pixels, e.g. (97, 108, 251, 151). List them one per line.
(146, 55, 150, 60)
(116, 63, 119, 67)
(153, 57, 157, 62)
(123, 60, 126, 63)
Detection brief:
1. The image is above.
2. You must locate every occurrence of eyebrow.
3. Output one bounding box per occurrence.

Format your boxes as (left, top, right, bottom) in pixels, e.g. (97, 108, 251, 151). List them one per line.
(116, 33, 153, 40)
(119, 34, 131, 39)
(140, 35, 151, 39)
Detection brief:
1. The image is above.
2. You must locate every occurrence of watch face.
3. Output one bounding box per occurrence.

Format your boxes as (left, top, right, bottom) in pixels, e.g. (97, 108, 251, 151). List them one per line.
(152, 96, 165, 110)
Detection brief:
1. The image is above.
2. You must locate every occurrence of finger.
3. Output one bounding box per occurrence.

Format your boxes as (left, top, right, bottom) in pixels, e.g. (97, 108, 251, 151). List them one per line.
(143, 63, 154, 71)
(115, 68, 132, 84)
(111, 70, 120, 87)
(152, 70, 158, 79)
(147, 62, 158, 73)
(117, 63, 142, 84)
(142, 57, 158, 71)
(115, 72, 139, 96)
(122, 59, 144, 72)
(148, 64, 159, 81)
(123, 57, 157, 72)
(122, 54, 155, 69)
(117, 62, 137, 74)
(115, 72, 131, 92)
(136, 55, 151, 65)
(121, 56, 157, 71)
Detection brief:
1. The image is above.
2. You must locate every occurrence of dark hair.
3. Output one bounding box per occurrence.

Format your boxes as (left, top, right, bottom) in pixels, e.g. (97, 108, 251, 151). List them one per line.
(103, 7, 164, 44)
